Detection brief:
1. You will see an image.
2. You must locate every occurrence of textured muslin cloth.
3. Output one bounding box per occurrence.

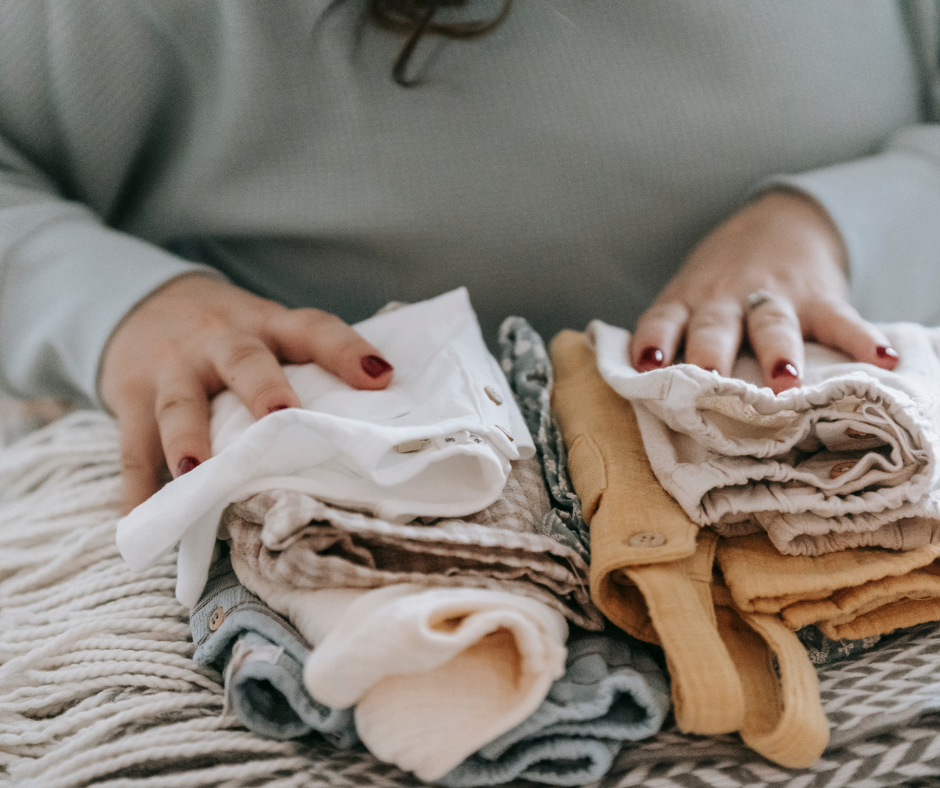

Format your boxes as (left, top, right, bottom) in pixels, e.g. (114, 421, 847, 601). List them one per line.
(229, 557, 569, 783)
(718, 534, 940, 640)
(590, 320, 940, 556)
(116, 288, 536, 606)
(549, 330, 829, 768)
(220, 456, 602, 631)
(438, 633, 670, 787)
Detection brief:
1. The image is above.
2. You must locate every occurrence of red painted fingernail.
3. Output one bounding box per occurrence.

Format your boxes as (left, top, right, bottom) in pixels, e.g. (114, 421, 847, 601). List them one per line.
(637, 347, 665, 371)
(771, 360, 799, 380)
(703, 367, 718, 374)
(876, 345, 900, 364)
(361, 355, 393, 378)
(176, 456, 200, 477)
(268, 404, 289, 413)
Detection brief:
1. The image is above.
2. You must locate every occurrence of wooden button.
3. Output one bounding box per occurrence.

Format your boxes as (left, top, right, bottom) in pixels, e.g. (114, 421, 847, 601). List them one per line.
(830, 461, 857, 479)
(208, 607, 226, 631)
(628, 532, 667, 548)
(846, 428, 872, 440)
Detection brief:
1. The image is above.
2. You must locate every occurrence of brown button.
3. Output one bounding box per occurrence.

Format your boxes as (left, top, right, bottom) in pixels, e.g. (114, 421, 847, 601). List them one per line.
(484, 386, 504, 405)
(830, 461, 857, 479)
(846, 428, 872, 440)
(208, 607, 226, 631)
(628, 532, 667, 548)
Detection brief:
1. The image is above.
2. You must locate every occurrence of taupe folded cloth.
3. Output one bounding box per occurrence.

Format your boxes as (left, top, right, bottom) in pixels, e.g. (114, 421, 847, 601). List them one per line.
(223, 458, 604, 630)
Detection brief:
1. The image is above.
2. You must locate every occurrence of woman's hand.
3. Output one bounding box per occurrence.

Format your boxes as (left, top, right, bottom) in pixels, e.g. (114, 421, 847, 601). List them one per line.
(100, 274, 394, 514)
(630, 190, 899, 392)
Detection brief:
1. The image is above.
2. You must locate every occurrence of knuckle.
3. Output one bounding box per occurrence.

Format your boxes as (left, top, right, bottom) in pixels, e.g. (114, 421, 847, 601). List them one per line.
(154, 391, 201, 421)
(219, 338, 271, 372)
(118, 448, 151, 476)
(246, 381, 293, 413)
(292, 308, 346, 336)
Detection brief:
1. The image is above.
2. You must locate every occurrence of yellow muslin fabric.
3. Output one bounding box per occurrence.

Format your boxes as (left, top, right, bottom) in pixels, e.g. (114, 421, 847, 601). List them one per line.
(550, 330, 828, 767)
(718, 534, 940, 640)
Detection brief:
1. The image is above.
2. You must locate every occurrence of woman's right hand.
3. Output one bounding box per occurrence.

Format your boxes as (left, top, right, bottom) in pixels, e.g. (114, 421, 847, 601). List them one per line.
(99, 274, 394, 514)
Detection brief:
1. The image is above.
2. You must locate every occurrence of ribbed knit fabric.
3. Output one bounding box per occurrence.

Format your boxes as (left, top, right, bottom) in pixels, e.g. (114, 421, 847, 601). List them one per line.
(0, 1, 931, 404)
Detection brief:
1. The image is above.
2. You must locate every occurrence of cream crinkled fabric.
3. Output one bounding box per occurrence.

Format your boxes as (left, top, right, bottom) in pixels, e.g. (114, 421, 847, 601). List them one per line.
(590, 320, 940, 555)
(116, 288, 535, 606)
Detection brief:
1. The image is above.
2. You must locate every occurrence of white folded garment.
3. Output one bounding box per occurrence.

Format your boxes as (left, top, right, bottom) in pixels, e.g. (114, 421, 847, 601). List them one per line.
(590, 320, 940, 555)
(226, 573, 568, 783)
(116, 289, 535, 606)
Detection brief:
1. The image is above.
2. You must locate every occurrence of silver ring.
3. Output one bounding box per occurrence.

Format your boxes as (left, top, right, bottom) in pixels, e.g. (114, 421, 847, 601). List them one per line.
(745, 289, 775, 315)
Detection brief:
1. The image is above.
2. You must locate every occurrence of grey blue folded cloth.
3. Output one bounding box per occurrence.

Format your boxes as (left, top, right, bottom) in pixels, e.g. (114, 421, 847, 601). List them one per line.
(191, 555, 671, 786)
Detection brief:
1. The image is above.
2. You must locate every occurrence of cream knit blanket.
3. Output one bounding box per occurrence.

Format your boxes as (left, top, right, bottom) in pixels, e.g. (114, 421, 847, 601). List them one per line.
(0, 409, 433, 788)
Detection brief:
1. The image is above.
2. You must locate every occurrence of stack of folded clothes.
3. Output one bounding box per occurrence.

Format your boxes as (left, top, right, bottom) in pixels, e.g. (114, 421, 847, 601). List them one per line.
(116, 291, 671, 786)
(549, 320, 940, 769)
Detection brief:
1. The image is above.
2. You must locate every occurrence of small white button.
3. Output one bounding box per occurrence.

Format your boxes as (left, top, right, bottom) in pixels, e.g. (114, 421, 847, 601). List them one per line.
(484, 386, 504, 405)
(628, 532, 666, 548)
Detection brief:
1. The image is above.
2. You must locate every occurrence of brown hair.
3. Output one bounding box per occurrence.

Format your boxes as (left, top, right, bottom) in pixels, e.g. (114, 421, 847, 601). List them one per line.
(368, 0, 512, 86)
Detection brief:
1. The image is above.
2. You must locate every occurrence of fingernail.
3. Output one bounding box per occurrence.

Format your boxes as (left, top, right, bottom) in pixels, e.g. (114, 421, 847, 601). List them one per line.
(771, 359, 799, 380)
(176, 456, 200, 477)
(268, 404, 290, 413)
(361, 355, 393, 378)
(636, 347, 665, 372)
(876, 345, 900, 365)
(703, 367, 718, 374)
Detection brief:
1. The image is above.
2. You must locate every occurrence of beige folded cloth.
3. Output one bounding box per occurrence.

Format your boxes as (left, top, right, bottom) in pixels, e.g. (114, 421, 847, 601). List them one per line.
(221, 457, 603, 630)
(229, 565, 568, 782)
(718, 533, 940, 640)
(550, 330, 828, 768)
(590, 320, 940, 556)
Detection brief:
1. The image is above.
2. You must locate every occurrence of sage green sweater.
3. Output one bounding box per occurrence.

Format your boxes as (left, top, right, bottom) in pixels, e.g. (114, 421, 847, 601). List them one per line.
(0, 0, 938, 405)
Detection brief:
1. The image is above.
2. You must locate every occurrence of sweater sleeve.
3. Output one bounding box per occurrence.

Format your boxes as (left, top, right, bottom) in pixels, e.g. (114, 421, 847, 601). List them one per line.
(0, 2, 219, 407)
(765, 127, 940, 327)
(761, 1, 940, 326)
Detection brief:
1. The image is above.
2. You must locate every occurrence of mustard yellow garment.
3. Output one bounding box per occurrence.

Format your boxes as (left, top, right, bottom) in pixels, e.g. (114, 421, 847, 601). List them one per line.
(549, 330, 828, 767)
(718, 534, 940, 640)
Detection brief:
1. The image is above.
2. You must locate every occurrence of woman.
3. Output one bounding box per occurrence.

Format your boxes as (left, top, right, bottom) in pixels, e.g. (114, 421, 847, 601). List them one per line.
(0, 0, 937, 511)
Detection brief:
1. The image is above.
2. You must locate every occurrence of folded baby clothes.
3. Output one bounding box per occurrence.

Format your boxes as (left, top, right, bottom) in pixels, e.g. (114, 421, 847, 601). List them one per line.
(116, 288, 537, 607)
(718, 533, 940, 640)
(189, 554, 356, 747)
(496, 317, 591, 560)
(438, 632, 670, 787)
(228, 560, 569, 783)
(548, 330, 698, 639)
(220, 456, 602, 630)
(549, 331, 828, 767)
(590, 320, 940, 556)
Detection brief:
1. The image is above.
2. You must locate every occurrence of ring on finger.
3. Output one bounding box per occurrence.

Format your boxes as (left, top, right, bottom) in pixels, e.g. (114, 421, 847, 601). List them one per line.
(745, 289, 775, 316)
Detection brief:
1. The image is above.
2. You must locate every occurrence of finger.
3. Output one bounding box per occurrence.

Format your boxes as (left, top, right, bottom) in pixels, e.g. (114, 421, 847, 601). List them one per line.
(154, 372, 213, 479)
(115, 398, 165, 514)
(210, 333, 302, 420)
(802, 300, 900, 370)
(746, 296, 805, 394)
(272, 308, 394, 390)
(631, 301, 690, 371)
(683, 297, 744, 375)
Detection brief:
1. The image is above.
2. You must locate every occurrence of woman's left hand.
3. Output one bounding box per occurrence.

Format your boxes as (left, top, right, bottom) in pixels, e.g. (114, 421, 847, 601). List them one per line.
(629, 190, 899, 393)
